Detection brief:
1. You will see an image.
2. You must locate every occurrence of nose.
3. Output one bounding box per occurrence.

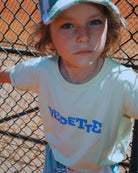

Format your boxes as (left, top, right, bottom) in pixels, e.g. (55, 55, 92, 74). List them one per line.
(75, 27, 91, 44)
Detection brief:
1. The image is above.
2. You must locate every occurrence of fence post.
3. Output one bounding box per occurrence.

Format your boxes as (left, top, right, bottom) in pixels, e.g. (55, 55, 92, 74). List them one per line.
(129, 120, 138, 172)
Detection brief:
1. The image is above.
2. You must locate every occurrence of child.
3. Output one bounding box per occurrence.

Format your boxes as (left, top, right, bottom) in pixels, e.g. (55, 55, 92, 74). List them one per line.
(0, 0, 138, 173)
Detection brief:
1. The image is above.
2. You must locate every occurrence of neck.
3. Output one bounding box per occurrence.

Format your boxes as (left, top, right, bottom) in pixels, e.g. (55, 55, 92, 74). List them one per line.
(59, 57, 104, 84)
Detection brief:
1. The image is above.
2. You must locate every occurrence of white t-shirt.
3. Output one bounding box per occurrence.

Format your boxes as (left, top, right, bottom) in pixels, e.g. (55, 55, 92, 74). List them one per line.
(10, 56, 138, 172)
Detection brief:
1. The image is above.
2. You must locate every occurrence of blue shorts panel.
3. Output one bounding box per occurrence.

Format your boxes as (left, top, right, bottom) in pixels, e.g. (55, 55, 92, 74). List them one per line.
(110, 164, 120, 173)
(43, 144, 120, 173)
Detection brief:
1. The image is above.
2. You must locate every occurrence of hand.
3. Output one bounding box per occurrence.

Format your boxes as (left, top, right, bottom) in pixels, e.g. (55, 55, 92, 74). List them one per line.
(0, 67, 11, 83)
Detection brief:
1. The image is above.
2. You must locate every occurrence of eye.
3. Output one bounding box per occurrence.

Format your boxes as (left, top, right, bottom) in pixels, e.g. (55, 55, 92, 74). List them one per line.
(61, 23, 74, 29)
(89, 20, 102, 25)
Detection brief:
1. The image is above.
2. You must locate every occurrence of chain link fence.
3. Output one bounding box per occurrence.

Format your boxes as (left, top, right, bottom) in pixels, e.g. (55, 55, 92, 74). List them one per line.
(0, 0, 137, 172)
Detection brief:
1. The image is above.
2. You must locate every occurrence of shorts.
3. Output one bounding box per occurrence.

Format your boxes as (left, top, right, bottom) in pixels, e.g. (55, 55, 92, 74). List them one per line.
(43, 144, 120, 173)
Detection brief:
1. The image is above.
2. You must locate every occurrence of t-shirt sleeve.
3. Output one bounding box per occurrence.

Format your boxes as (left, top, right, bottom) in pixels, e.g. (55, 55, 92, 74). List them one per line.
(10, 58, 41, 92)
(123, 70, 138, 119)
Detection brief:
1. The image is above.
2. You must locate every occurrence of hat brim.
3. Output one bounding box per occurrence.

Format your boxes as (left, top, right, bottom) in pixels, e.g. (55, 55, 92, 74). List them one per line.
(42, 0, 120, 24)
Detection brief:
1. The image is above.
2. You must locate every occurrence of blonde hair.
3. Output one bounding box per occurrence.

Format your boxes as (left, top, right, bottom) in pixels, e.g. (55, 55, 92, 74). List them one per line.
(29, 6, 126, 57)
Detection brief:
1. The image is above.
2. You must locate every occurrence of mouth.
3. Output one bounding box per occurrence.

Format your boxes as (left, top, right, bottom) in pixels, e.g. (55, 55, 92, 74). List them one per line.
(74, 50, 93, 56)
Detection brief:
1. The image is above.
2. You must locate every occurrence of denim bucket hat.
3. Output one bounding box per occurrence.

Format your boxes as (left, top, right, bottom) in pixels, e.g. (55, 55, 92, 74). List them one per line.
(39, 0, 120, 24)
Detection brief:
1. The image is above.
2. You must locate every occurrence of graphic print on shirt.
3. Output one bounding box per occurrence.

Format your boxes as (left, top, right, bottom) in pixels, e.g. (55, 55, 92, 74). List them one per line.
(48, 106, 102, 134)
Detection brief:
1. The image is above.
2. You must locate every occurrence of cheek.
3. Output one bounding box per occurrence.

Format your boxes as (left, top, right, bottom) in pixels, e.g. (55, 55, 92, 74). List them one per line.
(52, 37, 71, 56)
(53, 34, 73, 52)
(93, 22, 107, 51)
(50, 24, 74, 55)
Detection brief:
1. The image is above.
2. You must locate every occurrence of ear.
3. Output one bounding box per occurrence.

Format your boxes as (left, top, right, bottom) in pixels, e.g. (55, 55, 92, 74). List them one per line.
(48, 42, 56, 50)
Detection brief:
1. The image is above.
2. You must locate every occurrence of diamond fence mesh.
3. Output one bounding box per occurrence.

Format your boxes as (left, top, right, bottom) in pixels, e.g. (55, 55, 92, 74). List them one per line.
(0, 0, 137, 172)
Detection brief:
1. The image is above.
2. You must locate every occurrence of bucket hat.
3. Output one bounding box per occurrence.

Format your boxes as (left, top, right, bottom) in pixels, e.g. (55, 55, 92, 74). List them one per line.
(39, 0, 120, 24)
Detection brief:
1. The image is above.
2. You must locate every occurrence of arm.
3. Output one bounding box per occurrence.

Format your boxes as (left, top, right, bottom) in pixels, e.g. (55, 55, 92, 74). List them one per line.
(0, 67, 11, 83)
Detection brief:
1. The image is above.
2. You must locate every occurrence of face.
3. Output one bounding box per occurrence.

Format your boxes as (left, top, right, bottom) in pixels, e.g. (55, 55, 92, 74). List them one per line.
(49, 3, 108, 68)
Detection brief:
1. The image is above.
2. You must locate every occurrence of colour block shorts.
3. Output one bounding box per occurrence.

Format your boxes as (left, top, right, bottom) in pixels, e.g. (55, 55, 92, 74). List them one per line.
(43, 144, 120, 173)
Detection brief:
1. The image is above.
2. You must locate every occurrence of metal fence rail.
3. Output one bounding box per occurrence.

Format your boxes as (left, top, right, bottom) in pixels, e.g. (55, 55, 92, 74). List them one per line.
(0, 0, 137, 172)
